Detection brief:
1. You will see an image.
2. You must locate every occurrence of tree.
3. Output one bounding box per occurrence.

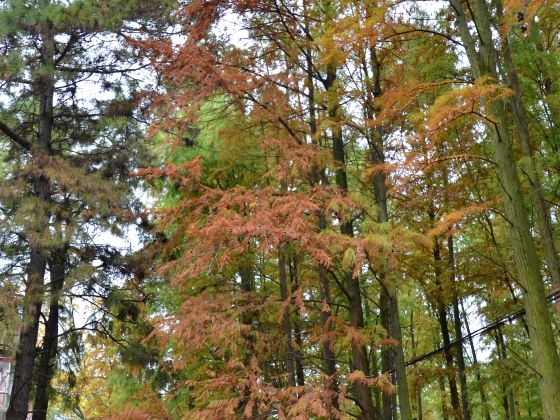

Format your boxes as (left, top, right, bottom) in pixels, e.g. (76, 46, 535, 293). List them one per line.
(0, 0, 170, 417)
(445, 1, 560, 417)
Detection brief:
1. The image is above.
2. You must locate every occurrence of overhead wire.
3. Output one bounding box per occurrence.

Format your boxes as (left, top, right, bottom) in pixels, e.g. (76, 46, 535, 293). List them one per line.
(403, 288, 560, 368)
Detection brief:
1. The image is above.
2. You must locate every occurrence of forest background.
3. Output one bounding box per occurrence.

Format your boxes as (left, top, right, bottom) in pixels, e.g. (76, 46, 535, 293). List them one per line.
(1, 0, 560, 419)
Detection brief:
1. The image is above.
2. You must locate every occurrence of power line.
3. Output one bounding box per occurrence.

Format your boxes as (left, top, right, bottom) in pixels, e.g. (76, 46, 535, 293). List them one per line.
(404, 289, 560, 368)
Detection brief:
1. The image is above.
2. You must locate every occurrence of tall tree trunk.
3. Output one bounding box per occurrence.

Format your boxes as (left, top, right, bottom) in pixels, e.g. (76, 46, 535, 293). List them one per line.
(303, 14, 339, 406)
(416, 389, 423, 420)
(460, 301, 492, 420)
(448, 235, 471, 420)
(8, 250, 47, 419)
(438, 374, 450, 420)
(238, 260, 258, 418)
(379, 287, 396, 420)
(495, 329, 516, 420)
(32, 247, 66, 420)
(8, 10, 55, 417)
(380, 292, 395, 420)
(288, 257, 305, 387)
(437, 306, 461, 420)
(278, 245, 296, 388)
(432, 237, 461, 419)
(494, 333, 511, 420)
(450, 2, 560, 417)
(495, 0, 560, 316)
(366, 300, 382, 414)
(410, 310, 422, 420)
(324, 60, 376, 417)
(363, 43, 412, 420)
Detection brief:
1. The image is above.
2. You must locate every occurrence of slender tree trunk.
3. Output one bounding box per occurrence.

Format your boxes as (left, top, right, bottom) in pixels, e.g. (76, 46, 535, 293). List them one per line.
(450, 2, 560, 417)
(438, 374, 450, 420)
(432, 237, 461, 419)
(8, 10, 55, 417)
(416, 389, 423, 420)
(303, 18, 339, 407)
(364, 291, 382, 411)
(437, 306, 461, 420)
(410, 310, 422, 420)
(363, 44, 412, 420)
(8, 251, 47, 420)
(288, 257, 305, 387)
(278, 245, 296, 388)
(493, 332, 511, 420)
(448, 235, 471, 420)
(32, 248, 66, 420)
(238, 260, 258, 418)
(380, 292, 395, 420)
(460, 300, 492, 420)
(325, 61, 376, 417)
(495, 330, 516, 420)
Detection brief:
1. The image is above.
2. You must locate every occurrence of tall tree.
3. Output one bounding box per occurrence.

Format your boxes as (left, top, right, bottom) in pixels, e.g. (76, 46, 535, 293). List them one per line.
(447, 1, 560, 417)
(0, 0, 169, 416)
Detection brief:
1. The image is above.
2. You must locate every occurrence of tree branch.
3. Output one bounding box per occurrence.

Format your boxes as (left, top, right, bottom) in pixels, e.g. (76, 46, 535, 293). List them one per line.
(0, 121, 31, 150)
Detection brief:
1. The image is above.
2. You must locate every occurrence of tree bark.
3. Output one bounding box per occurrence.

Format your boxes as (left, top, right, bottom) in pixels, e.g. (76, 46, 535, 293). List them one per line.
(448, 235, 471, 420)
(278, 245, 296, 388)
(288, 257, 305, 387)
(303, 17, 339, 407)
(32, 248, 66, 420)
(495, 0, 560, 316)
(432, 237, 461, 419)
(495, 330, 516, 420)
(363, 43, 412, 420)
(438, 375, 450, 420)
(238, 260, 258, 419)
(8, 250, 47, 420)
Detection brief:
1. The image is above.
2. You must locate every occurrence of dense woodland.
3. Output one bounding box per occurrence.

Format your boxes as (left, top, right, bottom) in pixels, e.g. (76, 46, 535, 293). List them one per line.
(1, 0, 560, 419)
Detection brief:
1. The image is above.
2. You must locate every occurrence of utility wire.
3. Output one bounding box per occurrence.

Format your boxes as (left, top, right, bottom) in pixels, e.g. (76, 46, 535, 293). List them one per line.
(403, 288, 560, 368)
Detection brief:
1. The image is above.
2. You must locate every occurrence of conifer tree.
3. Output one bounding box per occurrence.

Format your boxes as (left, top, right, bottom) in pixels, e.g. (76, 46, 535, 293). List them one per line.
(0, 0, 170, 416)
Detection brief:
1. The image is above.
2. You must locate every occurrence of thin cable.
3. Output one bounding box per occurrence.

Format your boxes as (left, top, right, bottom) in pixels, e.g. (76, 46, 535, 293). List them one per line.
(403, 289, 560, 368)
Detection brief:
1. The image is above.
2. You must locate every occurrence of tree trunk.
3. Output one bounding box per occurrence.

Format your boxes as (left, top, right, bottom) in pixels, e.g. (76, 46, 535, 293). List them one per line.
(380, 292, 395, 420)
(494, 333, 511, 420)
(238, 260, 258, 418)
(410, 310, 422, 420)
(8, 250, 47, 419)
(278, 245, 296, 388)
(32, 248, 66, 420)
(438, 374, 450, 420)
(495, 330, 516, 420)
(288, 257, 305, 387)
(460, 300, 492, 420)
(363, 44, 412, 420)
(437, 306, 461, 420)
(495, 0, 560, 316)
(416, 388, 423, 420)
(448, 235, 471, 420)
(325, 62, 376, 418)
(303, 18, 339, 406)
(450, 2, 560, 417)
(367, 302, 382, 414)
(432, 237, 461, 419)
(8, 10, 55, 417)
